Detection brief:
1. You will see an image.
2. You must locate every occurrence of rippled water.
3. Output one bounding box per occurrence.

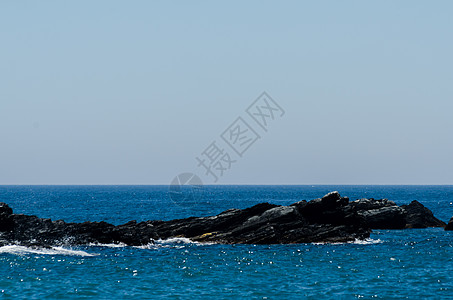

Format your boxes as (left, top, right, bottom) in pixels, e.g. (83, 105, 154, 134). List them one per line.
(0, 186, 452, 299)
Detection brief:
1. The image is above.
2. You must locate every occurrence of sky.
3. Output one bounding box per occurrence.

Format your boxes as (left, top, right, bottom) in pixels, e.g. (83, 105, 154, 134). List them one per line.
(0, 1, 452, 185)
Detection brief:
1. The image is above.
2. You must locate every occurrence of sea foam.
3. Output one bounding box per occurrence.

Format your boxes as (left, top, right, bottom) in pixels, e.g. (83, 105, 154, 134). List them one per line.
(313, 238, 383, 245)
(0, 245, 97, 257)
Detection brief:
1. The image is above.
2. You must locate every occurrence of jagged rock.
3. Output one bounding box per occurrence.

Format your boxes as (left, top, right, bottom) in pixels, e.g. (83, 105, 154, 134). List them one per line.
(349, 198, 445, 229)
(0, 192, 445, 247)
(350, 198, 397, 211)
(401, 200, 446, 228)
(357, 206, 407, 229)
(0, 202, 13, 215)
(0, 203, 14, 232)
(0, 193, 371, 246)
(191, 194, 368, 244)
(350, 198, 406, 229)
(444, 217, 453, 231)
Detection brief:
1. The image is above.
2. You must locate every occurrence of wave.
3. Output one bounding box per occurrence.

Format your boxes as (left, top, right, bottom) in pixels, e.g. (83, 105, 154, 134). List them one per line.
(155, 237, 216, 246)
(314, 238, 383, 245)
(87, 242, 128, 248)
(138, 237, 382, 248)
(0, 238, 380, 255)
(0, 245, 97, 257)
(352, 238, 382, 245)
(156, 237, 198, 244)
(135, 237, 216, 249)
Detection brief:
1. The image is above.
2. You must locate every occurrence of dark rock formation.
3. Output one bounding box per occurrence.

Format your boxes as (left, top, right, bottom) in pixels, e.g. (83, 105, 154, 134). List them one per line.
(190, 192, 368, 244)
(350, 198, 445, 229)
(350, 198, 407, 229)
(445, 217, 453, 231)
(0, 192, 446, 247)
(401, 200, 446, 228)
(0, 192, 370, 246)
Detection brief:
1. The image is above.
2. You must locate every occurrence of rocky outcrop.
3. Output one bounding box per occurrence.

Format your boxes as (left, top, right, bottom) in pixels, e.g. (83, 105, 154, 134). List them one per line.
(350, 198, 445, 229)
(0, 192, 370, 246)
(0, 192, 446, 247)
(350, 199, 406, 229)
(189, 192, 369, 244)
(401, 200, 446, 228)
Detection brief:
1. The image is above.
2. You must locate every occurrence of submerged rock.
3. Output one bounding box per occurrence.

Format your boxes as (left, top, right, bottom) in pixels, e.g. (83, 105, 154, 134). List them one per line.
(445, 217, 453, 231)
(0, 193, 446, 247)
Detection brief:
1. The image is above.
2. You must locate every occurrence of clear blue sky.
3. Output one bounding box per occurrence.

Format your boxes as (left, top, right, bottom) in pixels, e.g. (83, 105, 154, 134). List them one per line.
(1, 1, 452, 185)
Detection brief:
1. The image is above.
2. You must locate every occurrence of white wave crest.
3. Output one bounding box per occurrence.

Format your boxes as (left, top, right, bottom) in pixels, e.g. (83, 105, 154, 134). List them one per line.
(87, 242, 127, 248)
(135, 238, 194, 249)
(0, 245, 97, 257)
(135, 237, 216, 249)
(314, 238, 382, 245)
(352, 238, 382, 245)
(156, 237, 216, 246)
(157, 237, 196, 244)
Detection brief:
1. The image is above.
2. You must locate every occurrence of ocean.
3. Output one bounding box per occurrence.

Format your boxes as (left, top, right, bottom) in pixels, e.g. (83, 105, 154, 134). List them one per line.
(0, 185, 452, 299)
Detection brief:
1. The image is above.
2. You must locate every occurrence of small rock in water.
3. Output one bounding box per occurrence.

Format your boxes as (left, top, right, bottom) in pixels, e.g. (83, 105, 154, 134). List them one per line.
(445, 217, 453, 231)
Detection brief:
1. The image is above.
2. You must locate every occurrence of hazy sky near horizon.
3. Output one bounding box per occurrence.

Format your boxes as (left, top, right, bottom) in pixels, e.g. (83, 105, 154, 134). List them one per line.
(1, 1, 452, 185)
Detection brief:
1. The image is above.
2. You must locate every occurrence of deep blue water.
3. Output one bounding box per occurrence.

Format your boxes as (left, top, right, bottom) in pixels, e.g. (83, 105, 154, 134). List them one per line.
(0, 185, 452, 299)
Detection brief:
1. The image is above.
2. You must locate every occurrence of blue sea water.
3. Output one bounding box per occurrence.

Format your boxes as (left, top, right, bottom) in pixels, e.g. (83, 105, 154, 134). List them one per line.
(0, 185, 452, 299)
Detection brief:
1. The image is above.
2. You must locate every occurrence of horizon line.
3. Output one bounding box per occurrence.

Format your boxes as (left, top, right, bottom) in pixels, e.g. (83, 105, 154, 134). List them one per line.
(1, 184, 452, 186)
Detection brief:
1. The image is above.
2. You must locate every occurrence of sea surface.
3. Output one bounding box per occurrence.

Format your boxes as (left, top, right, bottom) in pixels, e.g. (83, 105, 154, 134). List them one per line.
(0, 185, 452, 299)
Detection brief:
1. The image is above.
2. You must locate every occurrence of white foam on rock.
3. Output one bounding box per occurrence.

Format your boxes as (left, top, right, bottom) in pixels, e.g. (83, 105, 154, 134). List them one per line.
(135, 237, 217, 249)
(87, 242, 128, 248)
(0, 245, 97, 257)
(157, 237, 196, 244)
(352, 238, 383, 245)
(313, 238, 383, 245)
